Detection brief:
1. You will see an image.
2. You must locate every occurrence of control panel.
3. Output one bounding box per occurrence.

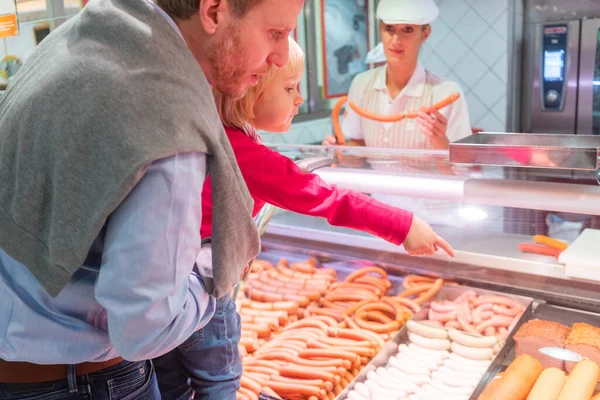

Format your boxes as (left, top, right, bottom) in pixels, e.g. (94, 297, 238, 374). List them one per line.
(541, 24, 568, 111)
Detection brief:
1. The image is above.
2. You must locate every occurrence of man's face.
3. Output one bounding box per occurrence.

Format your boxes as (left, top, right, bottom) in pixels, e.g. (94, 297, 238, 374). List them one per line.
(206, 0, 304, 99)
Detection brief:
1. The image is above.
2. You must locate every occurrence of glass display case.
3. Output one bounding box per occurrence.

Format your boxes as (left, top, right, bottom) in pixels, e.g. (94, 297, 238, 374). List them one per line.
(258, 144, 600, 311)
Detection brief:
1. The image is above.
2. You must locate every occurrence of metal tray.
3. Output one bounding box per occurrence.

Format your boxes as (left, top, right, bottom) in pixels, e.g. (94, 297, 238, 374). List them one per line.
(336, 284, 535, 400)
(469, 302, 600, 398)
(449, 133, 600, 171)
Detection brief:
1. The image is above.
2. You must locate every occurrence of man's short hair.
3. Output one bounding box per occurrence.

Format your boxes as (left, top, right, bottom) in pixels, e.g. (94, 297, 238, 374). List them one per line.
(156, 0, 264, 19)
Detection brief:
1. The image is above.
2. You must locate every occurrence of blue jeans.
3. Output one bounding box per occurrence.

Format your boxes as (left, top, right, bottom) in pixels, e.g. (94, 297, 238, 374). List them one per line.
(153, 295, 242, 400)
(0, 360, 159, 400)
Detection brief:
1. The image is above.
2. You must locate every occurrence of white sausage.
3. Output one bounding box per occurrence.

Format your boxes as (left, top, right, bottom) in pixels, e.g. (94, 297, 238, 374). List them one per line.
(377, 367, 419, 394)
(397, 343, 410, 354)
(408, 343, 450, 358)
(347, 390, 369, 400)
(450, 341, 494, 360)
(416, 386, 470, 400)
(354, 382, 370, 398)
(397, 346, 446, 363)
(437, 365, 486, 382)
(386, 366, 431, 386)
(409, 332, 451, 351)
(431, 370, 480, 389)
(407, 320, 449, 339)
(448, 352, 493, 367)
(429, 378, 475, 396)
(492, 343, 501, 354)
(443, 358, 490, 373)
(448, 328, 497, 348)
(389, 356, 431, 376)
(365, 379, 405, 399)
(392, 354, 440, 371)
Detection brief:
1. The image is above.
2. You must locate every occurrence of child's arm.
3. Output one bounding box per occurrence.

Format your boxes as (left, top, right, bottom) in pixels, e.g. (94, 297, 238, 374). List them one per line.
(229, 131, 413, 246)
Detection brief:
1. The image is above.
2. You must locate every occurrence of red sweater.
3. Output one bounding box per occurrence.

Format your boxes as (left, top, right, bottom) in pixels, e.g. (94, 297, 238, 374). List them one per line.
(200, 126, 414, 245)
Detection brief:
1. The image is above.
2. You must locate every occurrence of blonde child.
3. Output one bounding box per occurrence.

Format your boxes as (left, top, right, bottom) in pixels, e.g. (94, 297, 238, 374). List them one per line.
(205, 37, 453, 257)
(153, 37, 454, 400)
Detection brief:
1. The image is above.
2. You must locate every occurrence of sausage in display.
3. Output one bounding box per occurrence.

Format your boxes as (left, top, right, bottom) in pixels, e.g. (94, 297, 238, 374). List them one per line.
(477, 354, 543, 400)
(408, 332, 451, 350)
(526, 367, 566, 400)
(556, 360, 600, 400)
(448, 328, 498, 349)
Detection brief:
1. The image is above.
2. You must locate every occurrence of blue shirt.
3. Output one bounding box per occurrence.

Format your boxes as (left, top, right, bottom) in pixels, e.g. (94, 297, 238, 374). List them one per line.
(0, 153, 215, 363)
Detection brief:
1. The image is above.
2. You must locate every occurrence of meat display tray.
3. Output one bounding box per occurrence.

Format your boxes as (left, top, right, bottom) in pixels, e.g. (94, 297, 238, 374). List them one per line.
(336, 285, 534, 400)
(468, 302, 600, 398)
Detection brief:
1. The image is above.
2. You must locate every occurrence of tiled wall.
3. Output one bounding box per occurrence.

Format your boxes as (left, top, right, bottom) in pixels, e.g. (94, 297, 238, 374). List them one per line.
(420, 0, 510, 133)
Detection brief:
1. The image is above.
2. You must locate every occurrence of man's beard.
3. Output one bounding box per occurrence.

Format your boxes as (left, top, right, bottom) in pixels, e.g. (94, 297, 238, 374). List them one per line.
(206, 27, 248, 100)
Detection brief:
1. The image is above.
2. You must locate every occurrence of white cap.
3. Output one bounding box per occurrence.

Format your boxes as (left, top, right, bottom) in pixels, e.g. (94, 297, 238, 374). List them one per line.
(376, 0, 439, 26)
(365, 42, 386, 63)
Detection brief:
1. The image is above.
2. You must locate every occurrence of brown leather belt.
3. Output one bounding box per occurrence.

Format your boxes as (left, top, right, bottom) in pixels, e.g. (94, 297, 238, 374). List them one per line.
(0, 357, 125, 384)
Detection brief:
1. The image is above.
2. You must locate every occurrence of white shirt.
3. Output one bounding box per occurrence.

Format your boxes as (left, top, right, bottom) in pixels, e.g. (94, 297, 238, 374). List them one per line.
(342, 63, 471, 148)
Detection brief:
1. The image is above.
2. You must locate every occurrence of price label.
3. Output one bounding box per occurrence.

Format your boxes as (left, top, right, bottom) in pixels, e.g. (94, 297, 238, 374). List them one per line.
(0, 0, 18, 38)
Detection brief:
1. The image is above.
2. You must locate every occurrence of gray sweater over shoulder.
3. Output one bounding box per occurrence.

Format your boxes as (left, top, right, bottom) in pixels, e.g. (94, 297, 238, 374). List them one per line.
(0, 0, 260, 298)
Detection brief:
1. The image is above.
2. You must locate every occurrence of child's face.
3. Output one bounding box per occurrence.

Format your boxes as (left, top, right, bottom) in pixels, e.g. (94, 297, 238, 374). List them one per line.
(252, 67, 304, 133)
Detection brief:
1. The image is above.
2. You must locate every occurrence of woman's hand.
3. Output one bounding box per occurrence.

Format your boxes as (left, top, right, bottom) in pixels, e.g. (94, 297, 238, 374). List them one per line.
(322, 135, 338, 146)
(403, 215, 455, 257)
(417, 107, 450, 149)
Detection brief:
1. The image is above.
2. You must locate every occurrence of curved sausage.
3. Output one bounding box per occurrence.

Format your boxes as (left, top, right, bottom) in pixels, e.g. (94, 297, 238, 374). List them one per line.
(449, 328, 498, 348)
(409, 332, 451, 350)
(451, 342, 494, 360)
(406, 320, 449, 339)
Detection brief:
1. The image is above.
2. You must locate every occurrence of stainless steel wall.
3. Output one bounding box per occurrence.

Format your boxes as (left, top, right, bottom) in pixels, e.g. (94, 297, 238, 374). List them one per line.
(519, 0, 600, 132)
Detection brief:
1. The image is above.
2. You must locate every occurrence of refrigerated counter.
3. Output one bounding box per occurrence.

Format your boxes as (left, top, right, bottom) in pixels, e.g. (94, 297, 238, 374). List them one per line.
(259, 144, 600, 312)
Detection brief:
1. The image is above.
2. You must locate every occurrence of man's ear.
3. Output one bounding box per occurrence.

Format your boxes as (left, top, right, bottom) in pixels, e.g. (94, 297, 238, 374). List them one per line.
(198, 0, 230, 35)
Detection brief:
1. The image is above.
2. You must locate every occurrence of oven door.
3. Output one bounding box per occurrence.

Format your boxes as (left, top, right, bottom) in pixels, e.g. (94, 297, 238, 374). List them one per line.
(577, 18, 600, 135)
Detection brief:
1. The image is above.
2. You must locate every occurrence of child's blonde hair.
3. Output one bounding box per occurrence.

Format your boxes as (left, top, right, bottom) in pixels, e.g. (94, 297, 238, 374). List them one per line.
(212, 36, 305, 142)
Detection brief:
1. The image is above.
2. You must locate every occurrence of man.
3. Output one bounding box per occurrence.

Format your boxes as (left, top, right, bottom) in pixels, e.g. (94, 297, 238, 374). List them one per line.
(0, 0, 303, 399)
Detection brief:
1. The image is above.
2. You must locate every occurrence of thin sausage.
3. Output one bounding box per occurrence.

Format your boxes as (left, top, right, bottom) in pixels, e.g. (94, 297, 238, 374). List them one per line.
(492, 304, 521, 317)
(264, 381, 323, 398)
(344, 266, 388, 282)
(284, 318, 329, 332)
(347, 93, 459, 123)
(278, 365, 336, 383)
(237, 387, 259, 400)
(533, 235, 568, 251)
(428, 309, 457, 323)
(430, 301, 457, 313)
(240, 375, 262, 394)
(399, 283, 433, 298)
(475, 315, 514, 334)
(473, 296, 520, 309)
(415, 279, 444, 304)
(299, 349, 360, 368)
(331, 96, 347, 145)
(472, 303, 493, 324)
(392, 296, 422, 313)
(260, 386, 282, 399)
